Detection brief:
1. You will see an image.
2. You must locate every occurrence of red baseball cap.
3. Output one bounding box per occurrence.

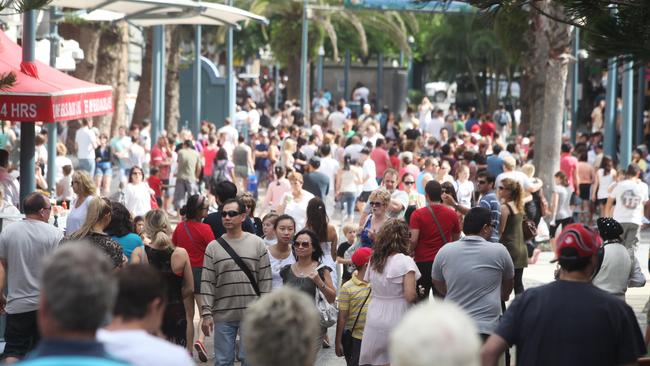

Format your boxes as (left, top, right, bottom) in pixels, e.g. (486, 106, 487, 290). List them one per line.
(352, 247, 373, 268)
(555, 223, 602, 260)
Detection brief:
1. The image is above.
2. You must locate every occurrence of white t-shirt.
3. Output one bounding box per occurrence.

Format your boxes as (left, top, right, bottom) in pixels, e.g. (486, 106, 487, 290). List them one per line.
(218, 125, 239, 145)
(55, 156, 73, 183)
(362, 159, 379, 191)
(282, 190, 314, 230)
(66, 195, 94, 234)
(124, 182, 153, 217)
(98, 329, 194, 366)
(268, 250, 296, 290)
(129, 143, 146, 169)
(495, 171, 532, 192)
(343, 144, 364, 162)
(248, 108, 261, 134)
(328, 111, 346, 131)
(75, 126, 96, 159)
(353, 86, 370, 102)
(610, 179, 649, 225)
(425, 117, 445, 141)
(317, 157, 340, 197)
(596, 169, 615, 200)
(455, 180, 475, 208)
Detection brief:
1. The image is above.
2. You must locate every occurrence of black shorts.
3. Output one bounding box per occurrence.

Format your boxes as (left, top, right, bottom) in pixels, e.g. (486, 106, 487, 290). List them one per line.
(550, 217, 574, 237)
(578, 184, 591, 200)
(2, 310, 39, 359)
(596, 198, 607, 206)
(192, 267, 202, 294)
(357, 191, 372, 203)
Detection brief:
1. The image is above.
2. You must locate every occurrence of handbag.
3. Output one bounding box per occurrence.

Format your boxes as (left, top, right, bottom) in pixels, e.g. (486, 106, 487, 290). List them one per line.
(505, 204, 537, 242)
(342, 288, 371, 359)
(314, 264, 337, 328)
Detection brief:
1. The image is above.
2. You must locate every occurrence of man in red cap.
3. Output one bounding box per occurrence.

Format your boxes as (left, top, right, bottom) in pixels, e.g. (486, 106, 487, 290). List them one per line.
(481, 224, 646, 366)
(335, 247, 372, 366)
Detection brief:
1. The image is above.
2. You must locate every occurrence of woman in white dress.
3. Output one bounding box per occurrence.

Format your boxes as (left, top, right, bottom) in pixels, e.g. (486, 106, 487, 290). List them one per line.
(124, 166, 153, 217)
(277, 171, 314, 230)
(592, 155, 616, 215)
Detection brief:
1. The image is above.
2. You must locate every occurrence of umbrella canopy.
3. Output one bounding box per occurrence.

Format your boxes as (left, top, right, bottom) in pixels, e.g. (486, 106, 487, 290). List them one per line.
(0, 31, 113, 122)
(52, 0, 268, 26)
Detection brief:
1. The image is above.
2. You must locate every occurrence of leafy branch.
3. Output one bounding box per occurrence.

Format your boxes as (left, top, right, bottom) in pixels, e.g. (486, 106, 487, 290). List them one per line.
(0, 72, 17, 91)
(0, 0, 52, 13)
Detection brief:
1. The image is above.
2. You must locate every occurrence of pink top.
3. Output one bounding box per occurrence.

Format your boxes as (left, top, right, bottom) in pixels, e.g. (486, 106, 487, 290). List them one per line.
(560, 153, 578, 191)
(264, 178, 292, 211)
(370, 147, 391, 177)
(203, 146, 218, 177)
(398, 164, 420, 189)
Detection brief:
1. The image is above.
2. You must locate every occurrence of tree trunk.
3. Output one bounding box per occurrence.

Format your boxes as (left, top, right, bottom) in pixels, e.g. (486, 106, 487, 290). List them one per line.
(531, 1, 572, 201)
(110, 21, 129, 136)
(164, 25, 181, 134)
(93, 25, 123, 135)
(132, 28, 153, 127)
(286, 56, 301, 101)
(465, 57, 484, 112)
(59, 22, 102, 153)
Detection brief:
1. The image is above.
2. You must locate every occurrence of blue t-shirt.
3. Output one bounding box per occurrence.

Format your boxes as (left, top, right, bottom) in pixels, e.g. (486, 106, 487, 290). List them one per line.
(486, 155, 504, 177)
(111, 233, 143, 260)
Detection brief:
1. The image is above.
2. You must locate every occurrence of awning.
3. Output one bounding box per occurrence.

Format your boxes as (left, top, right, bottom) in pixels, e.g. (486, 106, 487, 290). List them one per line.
(52, 0, 268, 27)
(0, 31, 113, 122)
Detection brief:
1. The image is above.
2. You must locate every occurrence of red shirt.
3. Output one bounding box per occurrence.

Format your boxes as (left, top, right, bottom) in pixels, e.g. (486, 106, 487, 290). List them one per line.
(147, 175, 162, 197)
(203, 146, 218, 177)
(409, 203, 461, 262)
(390, 156, 401, 171)
(370, 147, 391, 177)
(480, 121, 496, 137)
(560, 153, 578, 191)
(172, 221, 216, 267)
(150, 145, 171, 180)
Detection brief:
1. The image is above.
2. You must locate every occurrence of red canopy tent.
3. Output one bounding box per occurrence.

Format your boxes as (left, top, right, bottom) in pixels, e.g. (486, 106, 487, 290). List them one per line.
(0, 30, 113, 122)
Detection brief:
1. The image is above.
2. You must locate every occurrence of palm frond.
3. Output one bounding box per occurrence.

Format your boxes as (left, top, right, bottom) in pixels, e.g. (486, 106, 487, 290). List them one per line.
(0, 0, 50, 12)
(0, 72, 16, 91)
(313, 14, 339, 62)
(338, 11, 369, 56)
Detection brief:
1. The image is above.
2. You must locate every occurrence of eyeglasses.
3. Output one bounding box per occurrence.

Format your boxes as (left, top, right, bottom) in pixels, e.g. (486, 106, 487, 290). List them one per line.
(221, 210, 241, 218)
(477, 180, 487, 185)
(293, 241, 311, 248)
(369, 201, 383, 207)
(403, 181, 415, 185)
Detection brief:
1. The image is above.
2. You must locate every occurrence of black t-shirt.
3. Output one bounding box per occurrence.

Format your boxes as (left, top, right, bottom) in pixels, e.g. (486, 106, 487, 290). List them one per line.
(337, 241, 352, 283)
(404, 128, 421, 141)
(496, 280, 646, 366)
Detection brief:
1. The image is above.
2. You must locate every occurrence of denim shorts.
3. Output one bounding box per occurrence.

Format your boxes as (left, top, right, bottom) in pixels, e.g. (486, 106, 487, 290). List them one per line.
(95, 162, 112, 177)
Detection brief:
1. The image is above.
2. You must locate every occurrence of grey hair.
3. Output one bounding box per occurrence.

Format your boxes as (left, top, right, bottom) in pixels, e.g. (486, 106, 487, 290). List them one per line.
(242, 287, 320, 366)
(390, 302, 481, 366)
(41, 242, 117, 332)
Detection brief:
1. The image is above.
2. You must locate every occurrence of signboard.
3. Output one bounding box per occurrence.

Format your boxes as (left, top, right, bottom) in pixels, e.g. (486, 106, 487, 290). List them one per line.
(0, 90, 113, 122)
(344, 0, 475, 13)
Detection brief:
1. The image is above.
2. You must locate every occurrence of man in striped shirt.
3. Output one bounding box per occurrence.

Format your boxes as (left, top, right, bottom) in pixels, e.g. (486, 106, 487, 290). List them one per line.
(200, 198, 272, 366)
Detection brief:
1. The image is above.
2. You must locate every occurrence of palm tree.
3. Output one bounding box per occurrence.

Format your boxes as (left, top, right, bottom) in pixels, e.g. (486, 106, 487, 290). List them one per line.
(243, 0, 417, 99)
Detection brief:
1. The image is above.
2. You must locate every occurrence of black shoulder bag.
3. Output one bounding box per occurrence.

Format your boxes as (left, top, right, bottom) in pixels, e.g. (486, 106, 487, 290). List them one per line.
(342, 288, 371, 358)
(217, 237, 261, 296)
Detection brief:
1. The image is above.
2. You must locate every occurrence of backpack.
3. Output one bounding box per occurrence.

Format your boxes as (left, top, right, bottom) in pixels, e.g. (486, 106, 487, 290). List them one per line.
(497, 111, 509, 126)
(212, 160, 228, 183)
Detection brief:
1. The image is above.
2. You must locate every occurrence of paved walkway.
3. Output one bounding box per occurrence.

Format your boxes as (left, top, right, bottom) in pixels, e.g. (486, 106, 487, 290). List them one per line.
(191, 192, 650, 365)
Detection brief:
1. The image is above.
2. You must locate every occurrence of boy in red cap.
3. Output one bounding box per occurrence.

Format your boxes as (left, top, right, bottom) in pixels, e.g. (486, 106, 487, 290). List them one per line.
(481, 224, 646, 366)
(335, 247, 372, 366)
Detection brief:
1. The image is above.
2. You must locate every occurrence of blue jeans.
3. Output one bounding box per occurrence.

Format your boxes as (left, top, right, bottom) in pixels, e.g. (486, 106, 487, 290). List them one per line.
(77, 158, 95, 177)
(341, 191, 356, 217)
(214, 320, 248, 366)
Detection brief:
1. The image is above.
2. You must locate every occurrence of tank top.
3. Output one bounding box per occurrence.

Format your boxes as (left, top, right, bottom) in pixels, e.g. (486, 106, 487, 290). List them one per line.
(145, 246, 183, 305)
(233, 145, 248, 167)
(339, 170, 357, 193)
(597, 169, 615, 200)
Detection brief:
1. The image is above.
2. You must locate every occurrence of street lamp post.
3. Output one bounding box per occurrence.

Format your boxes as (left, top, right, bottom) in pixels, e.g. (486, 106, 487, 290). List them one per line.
(20, 10, 37, 207)
(570, 27, 579, 144)
(193, 25, 201, 137)
(299, 0, 309, 113)
(47, 7, 62, 194)
(226, 0, 235, 123)
(604, 58, 618, 158)
(316, 45, 324, 93)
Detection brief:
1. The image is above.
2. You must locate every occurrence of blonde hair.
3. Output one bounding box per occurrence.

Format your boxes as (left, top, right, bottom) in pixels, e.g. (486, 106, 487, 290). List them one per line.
(287, 171, 303, 183)
(71, 197, 111, 239)
(56, 142, 68, 156)
(501, 178, 524, 211)
(368, 188, 391, 206)
(72, 170, 97, 197)
(282, 139, 297, 154)
(521, 163, 535, 178)
(342, 223, 358, 235)
(144, 209, 174, 252)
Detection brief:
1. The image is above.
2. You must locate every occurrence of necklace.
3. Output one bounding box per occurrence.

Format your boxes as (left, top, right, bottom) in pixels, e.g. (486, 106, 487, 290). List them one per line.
(294, 262, 314, 277)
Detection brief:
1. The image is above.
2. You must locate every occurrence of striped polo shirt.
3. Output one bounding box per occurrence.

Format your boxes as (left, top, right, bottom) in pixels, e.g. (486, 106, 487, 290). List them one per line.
(338, 275, 371, 339)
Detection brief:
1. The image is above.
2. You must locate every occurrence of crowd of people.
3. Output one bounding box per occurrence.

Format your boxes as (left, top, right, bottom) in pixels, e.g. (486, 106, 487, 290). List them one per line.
(0, 88, 649, 366)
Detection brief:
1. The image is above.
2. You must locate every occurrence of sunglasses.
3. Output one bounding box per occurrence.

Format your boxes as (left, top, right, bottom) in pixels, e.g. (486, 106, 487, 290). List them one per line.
(369, 201, 383, 207)
(221, 210, 241, 218)
(403, 181, 415, 185)
(293, 241, 311, 248)
(477, 180, 487, 185)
